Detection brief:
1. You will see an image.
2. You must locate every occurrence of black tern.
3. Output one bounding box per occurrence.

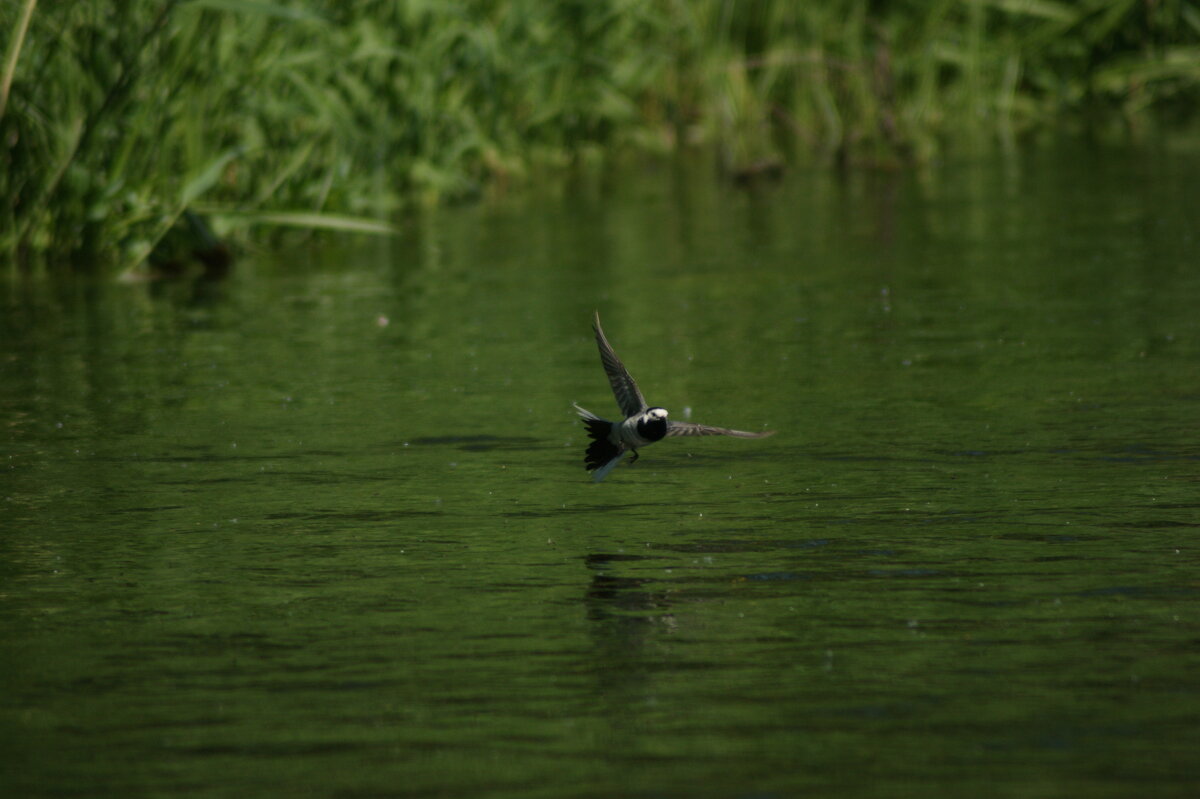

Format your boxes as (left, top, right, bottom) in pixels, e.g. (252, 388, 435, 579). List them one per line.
(574, 311, 775, 481)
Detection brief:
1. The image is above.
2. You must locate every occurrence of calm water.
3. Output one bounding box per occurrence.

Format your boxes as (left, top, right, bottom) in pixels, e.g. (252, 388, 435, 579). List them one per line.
(3, 142, 1199, 798)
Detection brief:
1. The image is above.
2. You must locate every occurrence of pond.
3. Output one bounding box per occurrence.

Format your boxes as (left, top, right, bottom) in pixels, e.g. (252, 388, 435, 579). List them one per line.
(3, 141, 1199, 798)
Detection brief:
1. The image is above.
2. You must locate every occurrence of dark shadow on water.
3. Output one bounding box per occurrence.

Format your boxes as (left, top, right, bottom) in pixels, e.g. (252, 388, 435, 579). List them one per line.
(503, 500, 683, 519)
(407, 434, 541, 451)
(581, 552, 685, 697)
(264, 509, 445, 521)
(582, 553, 675, 624)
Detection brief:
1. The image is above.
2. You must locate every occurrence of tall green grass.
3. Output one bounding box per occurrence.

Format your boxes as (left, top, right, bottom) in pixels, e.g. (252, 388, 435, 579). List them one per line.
(2, 0, 1198, 275)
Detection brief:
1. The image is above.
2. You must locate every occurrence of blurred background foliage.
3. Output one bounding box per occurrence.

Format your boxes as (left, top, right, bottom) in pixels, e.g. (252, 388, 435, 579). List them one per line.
(2, 0, 1198, 275)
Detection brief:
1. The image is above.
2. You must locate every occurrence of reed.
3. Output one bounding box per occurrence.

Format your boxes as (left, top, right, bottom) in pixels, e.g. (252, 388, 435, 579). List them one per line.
(2, 0, 1197, 275)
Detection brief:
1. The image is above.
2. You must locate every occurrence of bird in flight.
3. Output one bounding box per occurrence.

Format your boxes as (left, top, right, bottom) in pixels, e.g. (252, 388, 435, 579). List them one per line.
(574, 311, 775, 481)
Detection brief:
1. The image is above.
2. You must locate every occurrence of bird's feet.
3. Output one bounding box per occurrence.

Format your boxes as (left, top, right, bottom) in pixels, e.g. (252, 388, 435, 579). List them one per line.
(629, 449, 639, 464)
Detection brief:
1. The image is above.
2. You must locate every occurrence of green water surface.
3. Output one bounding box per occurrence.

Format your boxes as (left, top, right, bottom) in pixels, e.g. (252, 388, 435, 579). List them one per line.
(3, 142, 1199, 798)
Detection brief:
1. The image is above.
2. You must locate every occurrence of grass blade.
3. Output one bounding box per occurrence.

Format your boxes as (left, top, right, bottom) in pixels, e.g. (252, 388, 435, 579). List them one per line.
(0, 0, 37, 122)
(209, 210, 398, 235)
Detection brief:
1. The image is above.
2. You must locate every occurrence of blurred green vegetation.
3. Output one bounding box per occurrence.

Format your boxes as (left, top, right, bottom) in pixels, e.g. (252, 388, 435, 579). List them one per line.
(2, 0, 1199, 275)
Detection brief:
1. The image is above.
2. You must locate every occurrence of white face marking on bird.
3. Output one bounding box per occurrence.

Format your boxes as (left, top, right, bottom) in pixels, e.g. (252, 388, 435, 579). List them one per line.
(648, 407, 668, 421)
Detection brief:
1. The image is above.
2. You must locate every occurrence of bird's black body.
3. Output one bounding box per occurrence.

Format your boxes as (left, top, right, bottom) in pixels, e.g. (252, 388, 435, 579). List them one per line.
(575, 312, 775, 481)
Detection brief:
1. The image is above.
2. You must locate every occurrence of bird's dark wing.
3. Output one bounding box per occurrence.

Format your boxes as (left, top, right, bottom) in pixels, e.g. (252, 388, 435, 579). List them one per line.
(593, 311, 647, 418)
(666, 421, 776, 438)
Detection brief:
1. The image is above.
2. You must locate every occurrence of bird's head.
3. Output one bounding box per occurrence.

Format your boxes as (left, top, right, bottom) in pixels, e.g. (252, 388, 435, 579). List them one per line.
(646, 407, 669, 421)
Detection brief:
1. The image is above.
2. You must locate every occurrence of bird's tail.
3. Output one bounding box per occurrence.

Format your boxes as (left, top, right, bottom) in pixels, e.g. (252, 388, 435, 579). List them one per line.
(574, 404, 623, 479)
(573, 403, 602, 423)
(590, 450, 628, 482)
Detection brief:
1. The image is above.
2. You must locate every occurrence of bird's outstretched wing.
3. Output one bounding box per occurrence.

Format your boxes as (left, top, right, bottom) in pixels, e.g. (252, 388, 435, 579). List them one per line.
(666, 421, 776, 438)
(593, 311, 647, 418)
